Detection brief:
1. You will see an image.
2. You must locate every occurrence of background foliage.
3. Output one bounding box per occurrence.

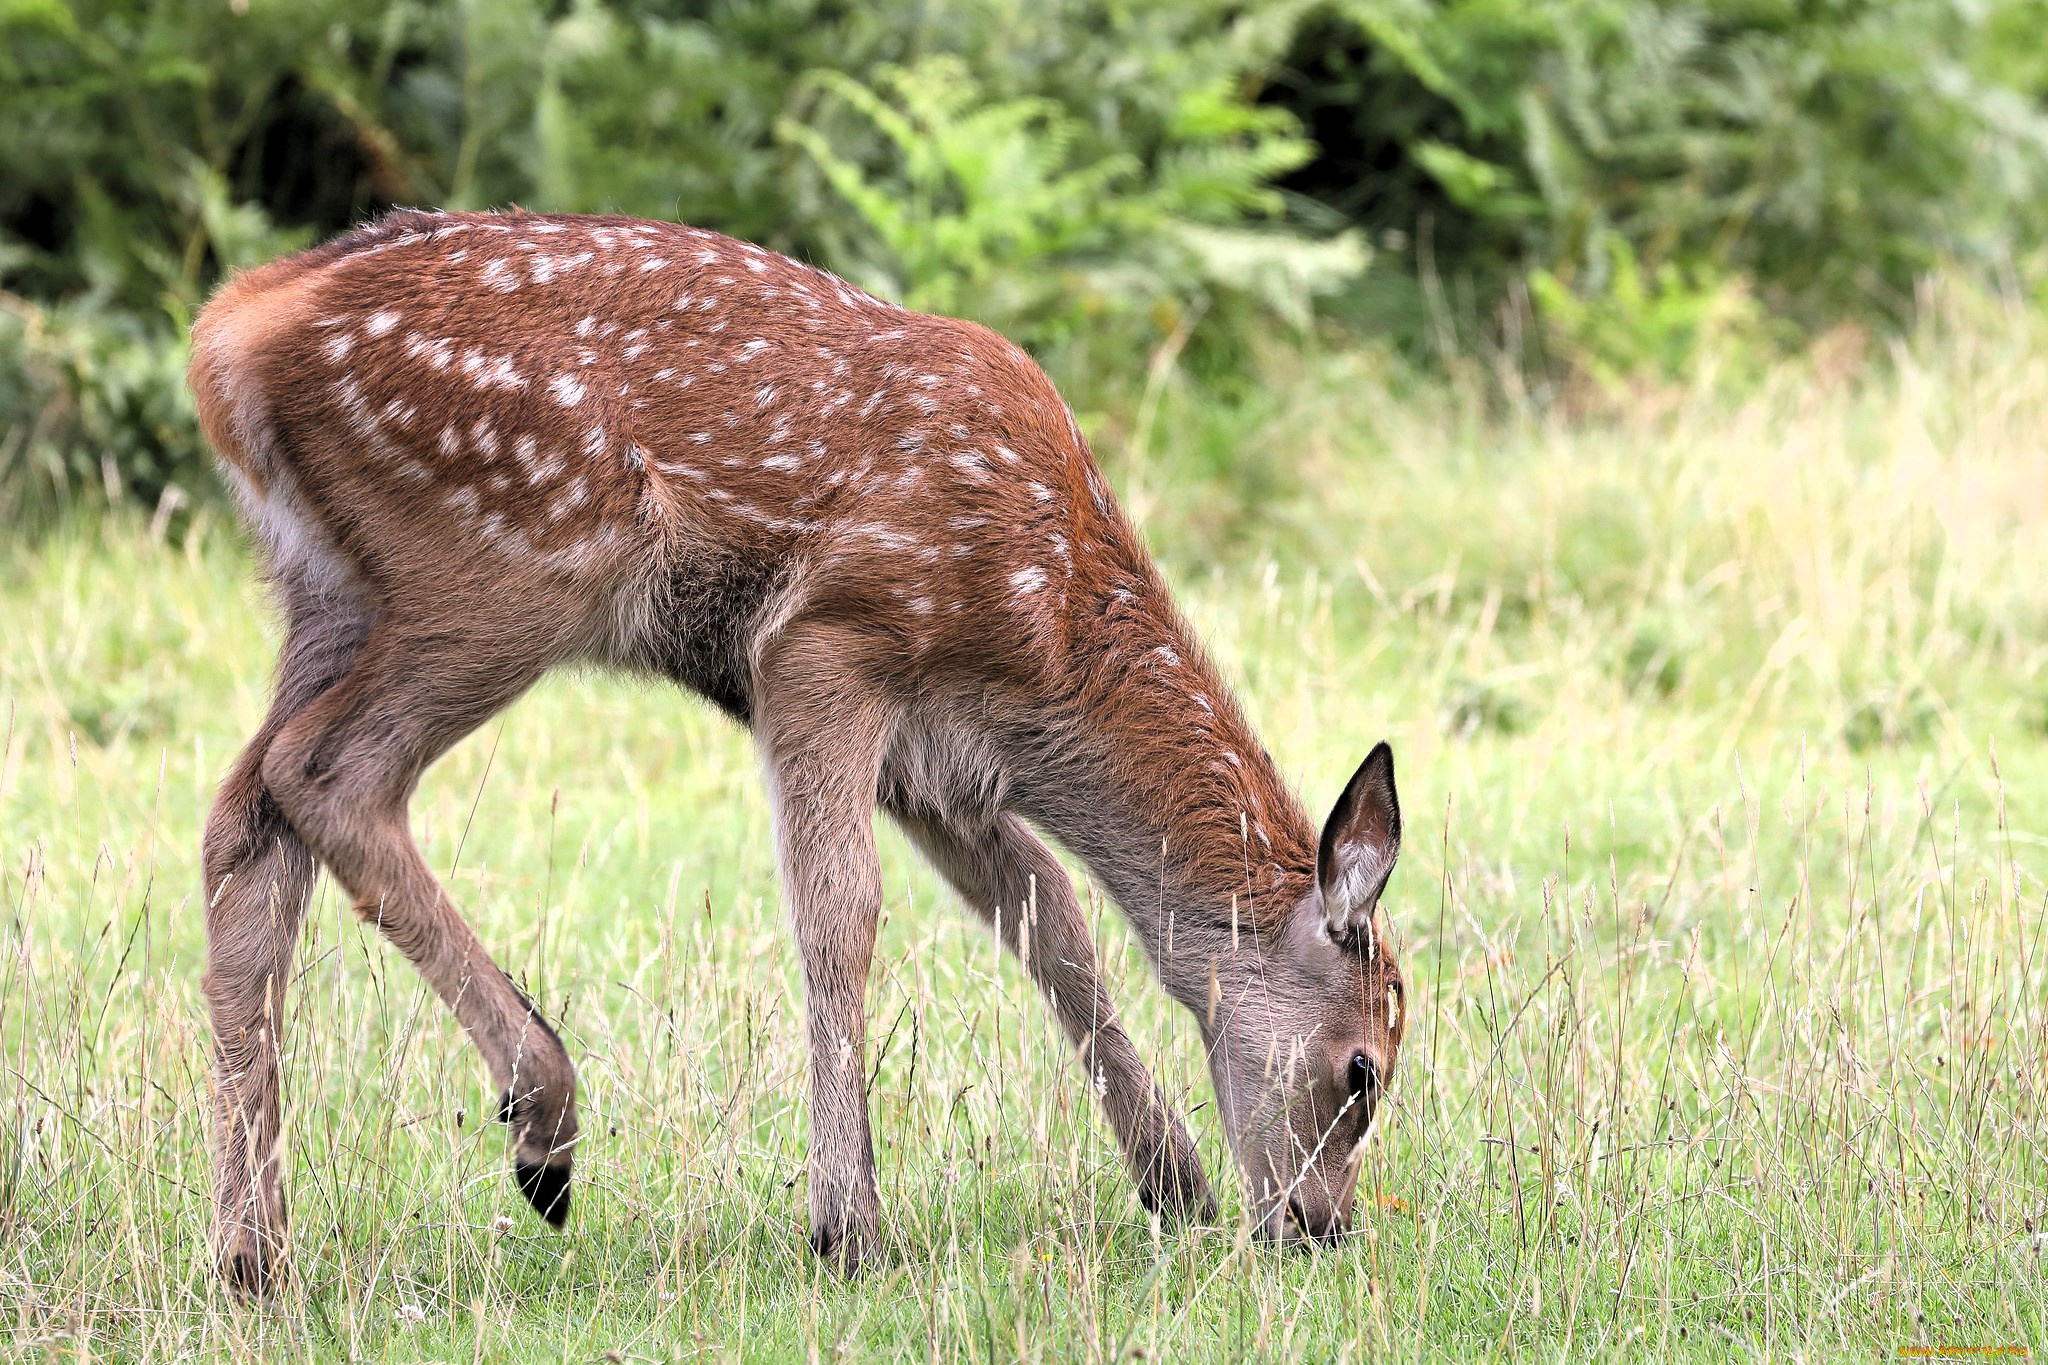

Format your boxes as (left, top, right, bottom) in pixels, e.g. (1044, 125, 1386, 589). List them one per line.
(3, 0, 2048, 527)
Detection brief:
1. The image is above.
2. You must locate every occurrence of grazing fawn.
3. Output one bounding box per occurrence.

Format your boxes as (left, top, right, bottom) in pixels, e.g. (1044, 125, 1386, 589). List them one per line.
(188, 210, 1407, 1290)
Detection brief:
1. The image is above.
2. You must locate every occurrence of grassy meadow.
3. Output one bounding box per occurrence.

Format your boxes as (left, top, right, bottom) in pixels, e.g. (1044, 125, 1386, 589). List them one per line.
(3, 301, 2047, 1360)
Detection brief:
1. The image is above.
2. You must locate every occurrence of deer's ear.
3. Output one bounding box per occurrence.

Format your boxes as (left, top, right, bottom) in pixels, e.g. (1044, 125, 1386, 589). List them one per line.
(1316, 742, 1401, 952)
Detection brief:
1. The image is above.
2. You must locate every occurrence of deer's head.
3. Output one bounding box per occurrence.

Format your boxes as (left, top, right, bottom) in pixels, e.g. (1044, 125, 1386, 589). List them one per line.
(1200, 741, 1407, 1244)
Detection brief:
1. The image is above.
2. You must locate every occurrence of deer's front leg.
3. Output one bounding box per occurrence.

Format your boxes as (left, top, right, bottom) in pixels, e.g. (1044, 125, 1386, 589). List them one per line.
(756, 630, 891, 1273)
(896, 810, 1217, 1224)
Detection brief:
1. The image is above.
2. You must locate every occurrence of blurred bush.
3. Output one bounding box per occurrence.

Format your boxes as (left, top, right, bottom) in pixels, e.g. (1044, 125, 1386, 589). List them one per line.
(1525, 238, 1772, 398)
(776, 55, 1365, 367)
(3, 0, 2048, 526)
(1259, 0, 2048, 368)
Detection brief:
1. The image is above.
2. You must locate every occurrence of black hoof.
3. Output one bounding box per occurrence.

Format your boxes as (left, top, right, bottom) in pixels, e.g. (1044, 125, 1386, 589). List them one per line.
(808, 1220, 877, 1275)
(514, 1159, 572, 1226)
(219, 1235, 276, 1296)
(1134, 1149, 1217, 1225)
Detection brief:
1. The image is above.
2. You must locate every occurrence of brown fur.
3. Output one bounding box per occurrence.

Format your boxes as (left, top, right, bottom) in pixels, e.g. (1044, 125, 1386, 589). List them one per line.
(188, 210, 1406, 1289)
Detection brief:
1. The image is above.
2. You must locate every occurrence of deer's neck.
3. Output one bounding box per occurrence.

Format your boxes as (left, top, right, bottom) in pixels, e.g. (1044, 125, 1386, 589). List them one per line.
(1022, 572, 1317, 1008)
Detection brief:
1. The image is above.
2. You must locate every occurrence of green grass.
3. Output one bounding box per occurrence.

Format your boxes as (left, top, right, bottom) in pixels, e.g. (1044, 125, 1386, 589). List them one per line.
(3, 299, 2047, 1359)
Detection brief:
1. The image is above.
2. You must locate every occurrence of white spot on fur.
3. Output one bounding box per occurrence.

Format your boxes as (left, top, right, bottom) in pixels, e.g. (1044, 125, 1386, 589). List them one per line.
(331, 375, 369, 427)
(847, 523, 917, 550)
(404, 332, 453, 369)
(364, 310, 400, 337)
(1011, 565, 1048, 594)
(549, 373, 587, 407)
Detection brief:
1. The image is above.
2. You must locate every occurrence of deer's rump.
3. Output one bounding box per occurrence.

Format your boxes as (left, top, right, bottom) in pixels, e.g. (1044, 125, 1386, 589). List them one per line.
(190, 215, 689, 597)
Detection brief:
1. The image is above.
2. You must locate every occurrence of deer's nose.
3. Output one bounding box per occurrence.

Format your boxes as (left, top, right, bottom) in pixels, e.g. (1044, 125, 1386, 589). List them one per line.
(1286, 1195, 1348, 1243)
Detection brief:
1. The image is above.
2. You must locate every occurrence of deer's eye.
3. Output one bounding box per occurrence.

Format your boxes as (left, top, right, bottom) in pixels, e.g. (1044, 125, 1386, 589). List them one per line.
(1347, 1052, 1378, 1098)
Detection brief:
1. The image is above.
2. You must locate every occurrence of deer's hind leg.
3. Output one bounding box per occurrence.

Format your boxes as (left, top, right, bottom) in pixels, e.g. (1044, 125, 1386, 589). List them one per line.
(257, 621, 580, 1233)
(204, 590, 372, 1292)
(892, 809, 1217, 1224)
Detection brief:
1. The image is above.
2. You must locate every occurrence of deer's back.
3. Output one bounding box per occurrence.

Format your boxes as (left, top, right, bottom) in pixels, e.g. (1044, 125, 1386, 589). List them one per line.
(190, 211, 1135, 706)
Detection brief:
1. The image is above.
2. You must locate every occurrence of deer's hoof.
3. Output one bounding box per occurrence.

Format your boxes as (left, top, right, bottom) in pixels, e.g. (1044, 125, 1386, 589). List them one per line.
(807, 1211, 880, 1275)
(1134, 1145, 1217, 1225)
(514, 1158, 572, 1227)
(217, 1229, 280, 1297)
